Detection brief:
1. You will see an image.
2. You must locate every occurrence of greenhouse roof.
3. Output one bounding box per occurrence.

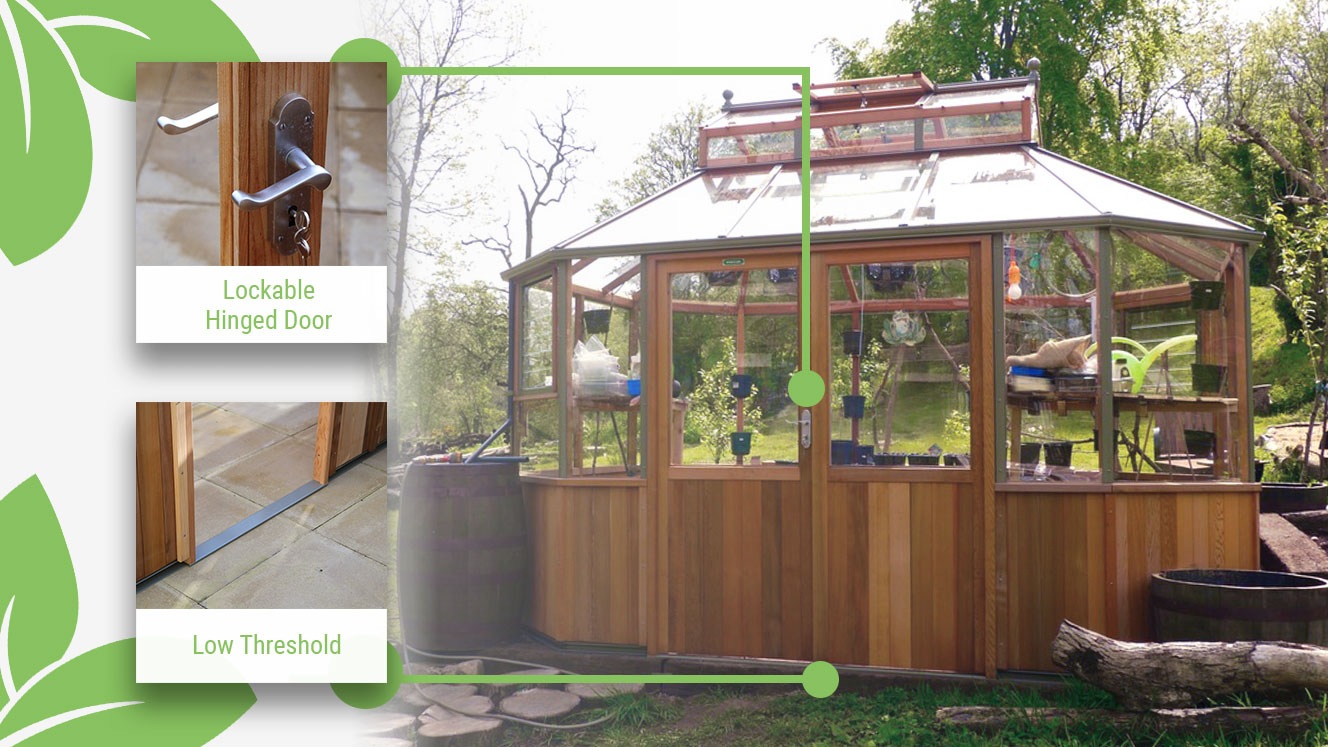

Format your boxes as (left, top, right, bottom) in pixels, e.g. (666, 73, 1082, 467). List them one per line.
(503, 74, 1259, 281)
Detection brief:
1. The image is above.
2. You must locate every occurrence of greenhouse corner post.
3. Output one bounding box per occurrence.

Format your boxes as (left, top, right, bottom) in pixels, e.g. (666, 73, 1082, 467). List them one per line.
(389, 65, 837, 695)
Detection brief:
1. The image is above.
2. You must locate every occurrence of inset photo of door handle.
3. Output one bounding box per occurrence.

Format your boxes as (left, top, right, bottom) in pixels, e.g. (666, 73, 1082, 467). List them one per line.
(230, 147, 331, 210)
(155, 103, 218, 134)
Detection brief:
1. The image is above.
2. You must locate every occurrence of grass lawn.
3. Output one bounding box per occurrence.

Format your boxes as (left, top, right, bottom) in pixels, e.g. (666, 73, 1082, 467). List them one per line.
(498, 683, 1328, 746)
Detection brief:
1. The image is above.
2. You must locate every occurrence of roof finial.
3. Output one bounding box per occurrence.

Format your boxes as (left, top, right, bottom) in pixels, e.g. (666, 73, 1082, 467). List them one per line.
(721, 89, 734, 111)
(1027, 57, 1041, 79)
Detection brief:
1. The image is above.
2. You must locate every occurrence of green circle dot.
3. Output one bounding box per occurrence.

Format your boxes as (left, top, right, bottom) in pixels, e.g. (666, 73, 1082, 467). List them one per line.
(802, 660, 839, 698)
(788, 370, 825, 407)
(331, 38, 402, 103)
(332, 642, 403, 709)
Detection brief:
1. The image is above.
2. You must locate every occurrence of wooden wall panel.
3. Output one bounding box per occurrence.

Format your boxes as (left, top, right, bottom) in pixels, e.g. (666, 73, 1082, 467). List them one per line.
(523, 482, 643, 646)
(997, 488, 1258, 671)
(314, 402, 387, 483)
(218, 62, 330, 265)
(825, 481, 979, 672)
(663, 479, 813, 660)
(135, 402, 195, 581)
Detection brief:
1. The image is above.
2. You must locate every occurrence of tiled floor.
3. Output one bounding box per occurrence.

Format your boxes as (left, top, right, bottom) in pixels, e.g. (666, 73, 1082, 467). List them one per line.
(136, 402, 387, 609)
(134, 63, 387, 266)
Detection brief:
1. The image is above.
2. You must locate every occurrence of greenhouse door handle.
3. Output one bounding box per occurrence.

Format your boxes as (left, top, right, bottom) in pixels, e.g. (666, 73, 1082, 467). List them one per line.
(228, 93, 332, 255)
(155, 103, 218, 134)
(800, 408, 812, 449)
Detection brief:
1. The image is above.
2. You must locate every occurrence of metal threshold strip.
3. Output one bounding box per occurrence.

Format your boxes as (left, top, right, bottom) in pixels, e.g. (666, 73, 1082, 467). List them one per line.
(136, 445, 384, 591)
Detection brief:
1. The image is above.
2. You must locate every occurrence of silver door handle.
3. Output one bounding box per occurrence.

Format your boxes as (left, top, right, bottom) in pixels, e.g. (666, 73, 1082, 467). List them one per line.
(230, 146, 331, 210)
(156, 103, 218, 134)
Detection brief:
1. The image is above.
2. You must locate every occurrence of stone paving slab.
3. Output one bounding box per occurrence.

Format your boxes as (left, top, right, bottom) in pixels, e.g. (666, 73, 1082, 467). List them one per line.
(204, 531, 387, 609)
(335, 62, 388, 110)
(134, 202, 218, 266)
(164, 513, 307, 603)
(341, 210, 388, 266)
(135, 62, 171, 105)
(334, 110, 387, 213)
(192, 406, 285, 476)
(136, 115, 217, 204)
(135, 581, 203, 609)
(284, 463, 384, 529)
(194, 478, 263, 545)
(317, 487, 388, 564)
(164, 61, 216, 103)
(220, 402, 320, 435)
(209, 436, 317, 505)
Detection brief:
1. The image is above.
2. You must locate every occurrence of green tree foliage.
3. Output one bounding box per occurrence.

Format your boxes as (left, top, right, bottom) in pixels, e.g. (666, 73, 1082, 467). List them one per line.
(596, 101, 711, 221)
(687, 338, 763, 464)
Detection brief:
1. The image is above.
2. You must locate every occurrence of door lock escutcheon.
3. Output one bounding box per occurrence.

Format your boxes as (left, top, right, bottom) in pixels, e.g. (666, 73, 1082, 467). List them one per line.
(157, 93, 332, 257)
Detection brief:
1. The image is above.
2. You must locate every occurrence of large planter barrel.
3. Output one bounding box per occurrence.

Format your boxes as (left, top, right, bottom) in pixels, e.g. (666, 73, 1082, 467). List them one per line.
(1151, 569, 1328, 646)
(1260, 482, 1328, 514)
(399, 461, 528, 652)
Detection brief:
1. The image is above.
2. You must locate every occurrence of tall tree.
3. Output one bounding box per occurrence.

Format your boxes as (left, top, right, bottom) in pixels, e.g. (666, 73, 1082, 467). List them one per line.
(595, 101, 710, 221)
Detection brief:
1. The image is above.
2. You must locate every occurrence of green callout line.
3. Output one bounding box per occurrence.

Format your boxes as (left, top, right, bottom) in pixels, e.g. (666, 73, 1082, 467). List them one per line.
(396, 64, 824, 407)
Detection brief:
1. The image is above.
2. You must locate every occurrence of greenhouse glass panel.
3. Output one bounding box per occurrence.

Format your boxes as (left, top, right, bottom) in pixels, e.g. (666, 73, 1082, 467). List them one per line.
(519, 276, 555, 391)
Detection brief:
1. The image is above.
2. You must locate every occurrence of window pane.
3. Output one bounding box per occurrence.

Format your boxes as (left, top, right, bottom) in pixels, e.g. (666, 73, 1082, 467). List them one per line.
(1004, 230, 1100, 482)
(571, 255, 643, 477)
(520, 277, 554, 390)
(516, 398, 558, 474)
(829, 259, 971, 466)
(671, 269, 800, 466)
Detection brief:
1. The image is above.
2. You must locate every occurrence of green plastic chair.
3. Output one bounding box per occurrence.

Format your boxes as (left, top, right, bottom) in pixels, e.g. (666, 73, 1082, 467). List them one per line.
(1084, 334, 1197, 394)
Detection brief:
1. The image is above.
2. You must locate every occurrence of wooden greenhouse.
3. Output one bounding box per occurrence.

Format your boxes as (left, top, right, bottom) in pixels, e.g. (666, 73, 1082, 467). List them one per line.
(499, 69, 1262, 675)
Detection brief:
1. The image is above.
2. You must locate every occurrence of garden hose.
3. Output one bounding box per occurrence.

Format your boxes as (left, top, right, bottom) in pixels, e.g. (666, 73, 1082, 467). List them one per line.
(402, 644, 616, 731)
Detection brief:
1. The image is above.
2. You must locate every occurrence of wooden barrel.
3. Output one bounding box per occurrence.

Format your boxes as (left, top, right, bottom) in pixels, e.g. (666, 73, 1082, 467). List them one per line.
(398, 461, 528, 652)
(1151, 569, 1328, 646)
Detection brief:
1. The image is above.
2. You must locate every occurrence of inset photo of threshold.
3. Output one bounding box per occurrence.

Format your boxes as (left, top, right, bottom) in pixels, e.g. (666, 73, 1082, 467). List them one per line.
(135, 402, 386, 609)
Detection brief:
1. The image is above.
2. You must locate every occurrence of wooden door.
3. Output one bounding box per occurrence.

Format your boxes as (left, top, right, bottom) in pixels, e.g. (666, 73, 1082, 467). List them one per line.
(313, 402, 387, 483)
(217, 62, 330, 265)
(135, 402, 195, 581)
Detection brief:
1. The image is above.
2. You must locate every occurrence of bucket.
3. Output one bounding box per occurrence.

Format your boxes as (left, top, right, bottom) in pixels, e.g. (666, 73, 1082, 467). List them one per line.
(582, 308, 611, 334)
(831, 440, 855, 465)
(1189, 280, 1224, 310)
(399, 461, 528, 652)
(842, 395, 866, 419)
(842, 330, 863, 356)
(1151, 569, 1328, 645)
(730, 431, 752, 455)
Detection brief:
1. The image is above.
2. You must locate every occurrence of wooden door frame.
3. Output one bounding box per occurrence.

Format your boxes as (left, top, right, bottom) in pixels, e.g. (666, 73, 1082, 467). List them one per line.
(217, 62, 330, 266)
(135, 402, 195, 582)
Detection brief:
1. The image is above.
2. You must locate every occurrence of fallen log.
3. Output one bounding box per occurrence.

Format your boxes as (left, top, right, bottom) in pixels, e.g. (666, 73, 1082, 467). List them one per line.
(1051, 620, 1328, 709)
(937, 705, 1327, 735)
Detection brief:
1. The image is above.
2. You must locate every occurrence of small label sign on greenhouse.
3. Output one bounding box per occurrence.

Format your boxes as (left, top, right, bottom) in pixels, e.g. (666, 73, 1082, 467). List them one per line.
(721, 258, 745, 266)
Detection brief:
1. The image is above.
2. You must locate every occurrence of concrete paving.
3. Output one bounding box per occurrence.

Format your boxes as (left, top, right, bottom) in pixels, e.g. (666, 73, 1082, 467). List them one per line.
(137, 402, 388, 610)
(134, 62, 387, 266)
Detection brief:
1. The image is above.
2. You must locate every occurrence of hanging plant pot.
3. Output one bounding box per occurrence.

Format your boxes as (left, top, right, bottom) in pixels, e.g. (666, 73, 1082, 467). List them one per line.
(707, 270, 740, 287)
(831, 439, 855, 465)
(842, 329, 864, 356)
(767, 268, 797, 284)
(1191, 363, 1226, 394)
(865, 264, 889, 292)
(729, 374, 753, 399)
(889, 264, 915, 283)
(874, 453, 907, 466)
(1019, 442, 1042, 466)
(1044, 441, 1073, 467)
(1184, 429, 1216, 458)
(842, 394, 866, 419)
(1189, 280, 1225, 310)
(908, 453, 940, 466)
(855, 444, 875, 464)
(730, 431, 752, 456)
(583, 308, 611, 334)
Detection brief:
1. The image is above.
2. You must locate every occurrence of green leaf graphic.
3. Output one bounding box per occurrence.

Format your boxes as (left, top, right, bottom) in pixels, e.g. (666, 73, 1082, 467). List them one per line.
(0, 0, 92, 266)
(30, 0, 258, 101)
(0, 639, 256, 747)
(0, 476, 75, 713)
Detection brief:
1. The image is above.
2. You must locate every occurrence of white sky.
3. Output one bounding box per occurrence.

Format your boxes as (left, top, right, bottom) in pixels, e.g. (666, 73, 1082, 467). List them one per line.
(414, 0, 1286, 293)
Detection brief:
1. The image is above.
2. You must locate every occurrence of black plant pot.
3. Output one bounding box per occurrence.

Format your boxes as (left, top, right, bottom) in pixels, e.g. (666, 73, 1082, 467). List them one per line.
(731, 431, 752, 456)
(831, 439, 855, 465)
(842, 329, 864, 356)
(874, 453, 907, 466)
(889, 264, 915, 283)
(1260, 483, 1328, 513)
(1189, 280, 1225, 310)
(583, 308, 611, 334)
(1019, 442, 1041, 465)
(842, 395, 866, 419)
(707, 270, 740, 287)
(1255, 459, 1266, 482)
(1191, 364, 1226, 394)
(865, 264, 889, 292)
(908, 453, 940, 466)
(855, 444, 875, 465)
(1043, 441, 1073, 467)
(1183, 429, 1216, 458)
(729, 374, 753, 399)
(944, 454, 964, 467)
(767, 268, 797, 284)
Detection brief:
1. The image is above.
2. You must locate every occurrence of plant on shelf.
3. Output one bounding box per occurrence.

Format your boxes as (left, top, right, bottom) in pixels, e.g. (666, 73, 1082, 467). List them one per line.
(689, 337, 763, 464)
